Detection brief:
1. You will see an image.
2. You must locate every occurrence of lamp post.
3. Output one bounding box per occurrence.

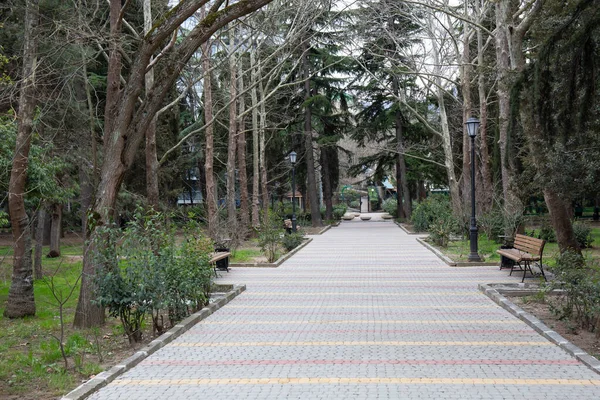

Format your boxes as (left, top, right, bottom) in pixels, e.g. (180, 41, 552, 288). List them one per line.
(466, 117, 482, 262)
(289, 151, 297, 232)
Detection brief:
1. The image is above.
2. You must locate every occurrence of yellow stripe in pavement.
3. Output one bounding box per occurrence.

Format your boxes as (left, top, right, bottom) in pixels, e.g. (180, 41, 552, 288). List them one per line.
(225, 305, 496, 309)
(112, 377, 600, 386)
(242, 292, 481, 296)
(201, 320, 518, 325)
(221, 280, 500, 283)
(171, 341, 552, 347)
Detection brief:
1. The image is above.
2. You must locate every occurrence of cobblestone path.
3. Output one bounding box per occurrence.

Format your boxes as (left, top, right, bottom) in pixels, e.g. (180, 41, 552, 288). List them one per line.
(89, 222, 600, 399)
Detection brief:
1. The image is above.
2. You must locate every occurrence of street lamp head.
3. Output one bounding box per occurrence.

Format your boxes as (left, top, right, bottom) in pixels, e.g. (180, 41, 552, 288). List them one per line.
(289, 151, 297, 164)
(465, 117, 480, 138)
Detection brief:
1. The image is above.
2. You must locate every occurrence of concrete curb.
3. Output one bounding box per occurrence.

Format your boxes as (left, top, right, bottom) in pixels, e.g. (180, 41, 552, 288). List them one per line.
(416, 237, 498, 267)
(393, 221, 423, 235)
(229, 237, 313, 268)
(61, 284, 247, 400)
(479, 283, 600, 376)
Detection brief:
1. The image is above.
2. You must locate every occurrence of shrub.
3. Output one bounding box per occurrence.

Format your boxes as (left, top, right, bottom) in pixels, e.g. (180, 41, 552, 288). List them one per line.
(94, 209, 214, 343)
(332, 204, 347, 220)
(382, 198, 397, 217)
(572, 221, 594, 249)
(411, 195, 452, 232)
(538, 223, 556, 243)
(349, 200, 360, 209)
(548, 251, 600, 333)
(479, 210, 505, 242)
(282, 232, 304, 252)
(258, 213, 283, 262)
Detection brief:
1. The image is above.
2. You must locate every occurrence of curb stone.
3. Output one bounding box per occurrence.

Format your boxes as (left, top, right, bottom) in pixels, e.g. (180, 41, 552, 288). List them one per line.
(318, 225, 332, 234)
(229, 237, 313, 268)
(394, 221, 423, 235)
(60, 284, 247, 400)
(479, 283, 600, 376)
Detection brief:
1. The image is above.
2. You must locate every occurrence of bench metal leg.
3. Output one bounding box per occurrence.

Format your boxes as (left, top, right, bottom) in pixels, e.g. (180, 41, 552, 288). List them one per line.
(522, 261, 530, 283)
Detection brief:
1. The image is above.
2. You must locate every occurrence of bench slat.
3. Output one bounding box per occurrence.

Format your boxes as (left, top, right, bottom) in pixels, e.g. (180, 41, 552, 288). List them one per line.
(210, 252, 231, 263)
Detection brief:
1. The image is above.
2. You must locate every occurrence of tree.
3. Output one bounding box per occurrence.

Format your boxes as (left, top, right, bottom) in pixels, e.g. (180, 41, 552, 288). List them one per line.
(515, 0, 600, 253)
(74, 0, 276, 328)
(4, 0, 39, 318)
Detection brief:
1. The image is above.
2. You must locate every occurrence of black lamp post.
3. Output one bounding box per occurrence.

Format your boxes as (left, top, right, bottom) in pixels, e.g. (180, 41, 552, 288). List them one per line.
(289, 151, 297, 232)
(466, 117, 482, 262)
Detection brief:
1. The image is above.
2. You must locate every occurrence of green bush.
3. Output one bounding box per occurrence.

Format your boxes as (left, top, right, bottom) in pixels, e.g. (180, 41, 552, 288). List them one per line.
(479, 210, 505, 243)
(548, 251, 600, 332)
(382, 198, 397, 217)
(94, 209, 214, 343)
(332, 204, 347, 220)
(411, 195, 452, 232)
(538, 223, 556, 243)
(258, 213, 283, 262)
(572, 221, 594, 248)
(349, 200, 360, 209)
(282, 232, 304, 251)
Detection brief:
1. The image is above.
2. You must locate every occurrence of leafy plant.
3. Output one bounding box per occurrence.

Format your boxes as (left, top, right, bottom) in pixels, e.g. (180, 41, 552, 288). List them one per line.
(282, 232, 304, 252)
(548, 251, 600, 334)
(332, 204, 347, 220)
(258, 213, 283, 262)
(572, 221, 594, 249)
(478, 209, 505, 243)
(381, 198, 397, 217)
(411, 195, 452, 232)
(429, 216, 457, 247)
(538, 222, 556, 243)
(94, 208, 214, 343)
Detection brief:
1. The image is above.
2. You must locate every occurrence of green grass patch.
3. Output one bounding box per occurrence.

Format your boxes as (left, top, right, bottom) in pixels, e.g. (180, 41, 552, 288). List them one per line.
(0, 250, 114, 398)
(231, 248, 262, 263)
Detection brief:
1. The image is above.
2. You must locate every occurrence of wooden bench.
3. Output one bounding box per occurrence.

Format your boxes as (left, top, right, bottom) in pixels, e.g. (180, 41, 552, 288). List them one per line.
(209, 252, 231, 277)
(496, 234, 546, 282)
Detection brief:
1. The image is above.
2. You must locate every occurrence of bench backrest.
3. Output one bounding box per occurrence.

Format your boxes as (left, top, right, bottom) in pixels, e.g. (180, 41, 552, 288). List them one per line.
(514, 234, 545, 256)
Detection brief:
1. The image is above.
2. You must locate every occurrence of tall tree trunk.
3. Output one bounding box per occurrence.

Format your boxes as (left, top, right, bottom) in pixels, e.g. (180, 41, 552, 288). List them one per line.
(80, 162, 93, 236)
(461, 19, 472, 210)
(392, 78, 411, 219)
(237, 57, 249, 233)
(202, 17, 217, 238)
(476, 1, 493, 213)
(48, 203, 62, 258)
(495, 0, 522, 215)
(144, 0, 160, 209)
(258, 79, 268, 220)
(250, 47, 260, 227)
(74, 0, 123, 328)
(302, 48, 322, 227)
(320, 150, 333, 220)
(438, 87, 460, 215)
(226, 31, 238, 230)
(4, 0, 38, 319)
(34, 207, 44, 280)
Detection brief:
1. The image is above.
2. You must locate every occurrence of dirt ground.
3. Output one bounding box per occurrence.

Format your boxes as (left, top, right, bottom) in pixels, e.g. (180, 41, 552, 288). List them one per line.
(508, 295, 600, 361)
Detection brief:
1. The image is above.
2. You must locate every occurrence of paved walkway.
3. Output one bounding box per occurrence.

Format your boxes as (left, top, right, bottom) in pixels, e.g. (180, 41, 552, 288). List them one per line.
(89, 222, 600, 399)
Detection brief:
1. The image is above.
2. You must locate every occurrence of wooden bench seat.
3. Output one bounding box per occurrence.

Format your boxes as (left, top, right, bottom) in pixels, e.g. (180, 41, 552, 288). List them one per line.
(496, 234, 546, 282)
(209, 252, 231, 277)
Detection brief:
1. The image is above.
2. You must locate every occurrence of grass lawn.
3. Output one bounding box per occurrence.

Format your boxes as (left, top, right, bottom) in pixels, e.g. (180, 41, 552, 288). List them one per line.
(231, 248, 263, 263)
(0, 245, 143, 400)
